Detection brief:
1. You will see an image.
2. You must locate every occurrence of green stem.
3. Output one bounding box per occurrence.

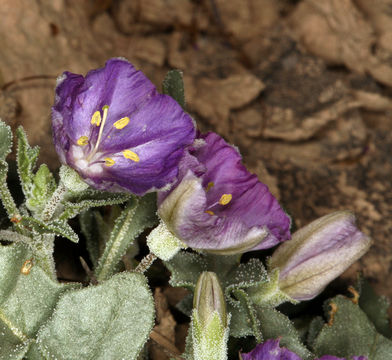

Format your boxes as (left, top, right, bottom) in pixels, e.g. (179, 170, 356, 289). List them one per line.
(41, 182, 67, 221)
(95, 200, 139, 282)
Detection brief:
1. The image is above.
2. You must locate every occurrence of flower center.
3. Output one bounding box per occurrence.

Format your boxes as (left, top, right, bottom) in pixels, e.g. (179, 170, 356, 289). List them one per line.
(76, 106, 140, 168)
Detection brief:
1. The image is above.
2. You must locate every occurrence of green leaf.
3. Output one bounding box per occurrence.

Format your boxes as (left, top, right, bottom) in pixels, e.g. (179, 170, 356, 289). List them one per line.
(162, 70, 186, 109)
(255, 305, 313, 360)
(357, 278, 392, 338)
(0, 243, 76, 358)
(165, 251, 208, 290)
(0, 160, 20, 221)
(16, 126, 39, 199)
(231, 289, 262, 341)
(314, 295, 392, 359)
(22, 217, 79, 243)
(60, 188, 130, 220)
(306, 316, 324, 349)
(0, 120, 12, 160)
(95, 194, 158, 281)
(26, 164, 56, 214)
(36, 272, 155, 360)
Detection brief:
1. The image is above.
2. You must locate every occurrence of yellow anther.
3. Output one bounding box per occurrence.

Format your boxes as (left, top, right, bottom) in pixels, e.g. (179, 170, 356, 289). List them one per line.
(91, 111, 101, 126)
(77, 136, 89, 146)
(21, 259, 33, 275)
(219, 194, 232, 205)
(123, 150, 140, 162)
(104, 157, 115, 167)
(113, 117, 130, 129)
(206, 182, 214, 192)
(205, 210, 215, 216)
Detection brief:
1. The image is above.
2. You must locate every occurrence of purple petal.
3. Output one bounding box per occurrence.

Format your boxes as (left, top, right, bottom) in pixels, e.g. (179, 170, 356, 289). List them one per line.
(240, 339, 301, 360)
(158, 132, 291, 253)
(52, 58, 195, 195)
(317, 356, 367, 360)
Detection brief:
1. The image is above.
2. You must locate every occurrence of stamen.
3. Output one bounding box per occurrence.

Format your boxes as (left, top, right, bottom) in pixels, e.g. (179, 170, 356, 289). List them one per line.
(113, 117, 130, 129)
(104, 157, 115, 167)
(87, 105, 110, 161)
(219, 194, 232, 205)
(206, 182, 214, 192)
(77, 136, 89, 146)
(123, 150, 140, 162)
(205, 210, 215, 216)
(91, 111, 101, 126)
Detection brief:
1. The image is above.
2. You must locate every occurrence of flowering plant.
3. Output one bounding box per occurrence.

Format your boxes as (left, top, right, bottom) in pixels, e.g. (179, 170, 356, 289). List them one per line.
(0, 59, 390, 360)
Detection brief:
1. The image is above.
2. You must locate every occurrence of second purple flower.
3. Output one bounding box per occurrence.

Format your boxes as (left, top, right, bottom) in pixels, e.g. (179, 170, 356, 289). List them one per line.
(158, 132, 291, 254)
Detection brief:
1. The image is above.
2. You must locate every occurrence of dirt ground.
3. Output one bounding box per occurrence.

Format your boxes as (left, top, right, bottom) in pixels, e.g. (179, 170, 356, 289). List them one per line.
(1, 0, 392, 356)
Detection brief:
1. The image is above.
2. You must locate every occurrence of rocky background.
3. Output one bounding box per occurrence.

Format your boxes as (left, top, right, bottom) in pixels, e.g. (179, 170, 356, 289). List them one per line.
(1, 0, 392, 356)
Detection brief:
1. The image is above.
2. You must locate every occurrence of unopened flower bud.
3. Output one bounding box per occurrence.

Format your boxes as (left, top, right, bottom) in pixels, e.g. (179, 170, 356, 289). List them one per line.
(191, 272, 229, 360)
(193, 271, 227, 329)
(269, 211, 371, 301)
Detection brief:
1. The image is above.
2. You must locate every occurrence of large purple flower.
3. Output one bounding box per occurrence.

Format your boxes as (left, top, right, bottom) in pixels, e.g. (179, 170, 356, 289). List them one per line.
(52, 58, 195, 195)
(240, 340, 367, 360)
(158, 132, 291, 254)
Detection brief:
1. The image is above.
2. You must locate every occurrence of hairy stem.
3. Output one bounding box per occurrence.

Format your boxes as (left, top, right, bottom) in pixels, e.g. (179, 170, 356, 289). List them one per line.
(135, 253, 157, 273)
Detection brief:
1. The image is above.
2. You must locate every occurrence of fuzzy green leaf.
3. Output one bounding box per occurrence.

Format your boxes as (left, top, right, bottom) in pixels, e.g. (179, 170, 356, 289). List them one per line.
(314, 295, 392, 359)
(162, 69, 185, 109)
(0, 120, 12, 160)
(0, 243, 75, 359)
(36, 272, 155, 360)
(16, 127, 39, 199)
(21, 217, 79, 243)
(306, 316, 324, 349)
(60, 188, 130, 220)
(357, 278, 392, 338)
(95, 194, 157, 281)
(0, 160, 20, 221)
(26, 164, 57, 214)
(165, 251, 208, 290)
(231, 289, 262, 341)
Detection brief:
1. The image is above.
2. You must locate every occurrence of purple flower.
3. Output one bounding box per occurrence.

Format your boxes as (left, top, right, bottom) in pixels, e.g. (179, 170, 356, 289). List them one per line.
(240, 340, 367, 360)
(269, 211, 371, 301)
(317, 356, 367, 360)
(240, 339, 301, 360)
(158, 132, 291, 254)
(52, 58, 195, 195)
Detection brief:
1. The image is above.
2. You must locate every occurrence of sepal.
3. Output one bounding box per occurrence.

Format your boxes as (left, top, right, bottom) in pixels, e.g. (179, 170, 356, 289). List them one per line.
(147, 221, 186, 261)
(247, 268, 297, 307)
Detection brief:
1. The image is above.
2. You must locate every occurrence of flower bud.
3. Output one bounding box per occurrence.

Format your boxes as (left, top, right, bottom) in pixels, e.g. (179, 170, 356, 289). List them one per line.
(269, 211, 371, 301)
(191, 272, 229, 360)
(193, 271, 227, 329)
